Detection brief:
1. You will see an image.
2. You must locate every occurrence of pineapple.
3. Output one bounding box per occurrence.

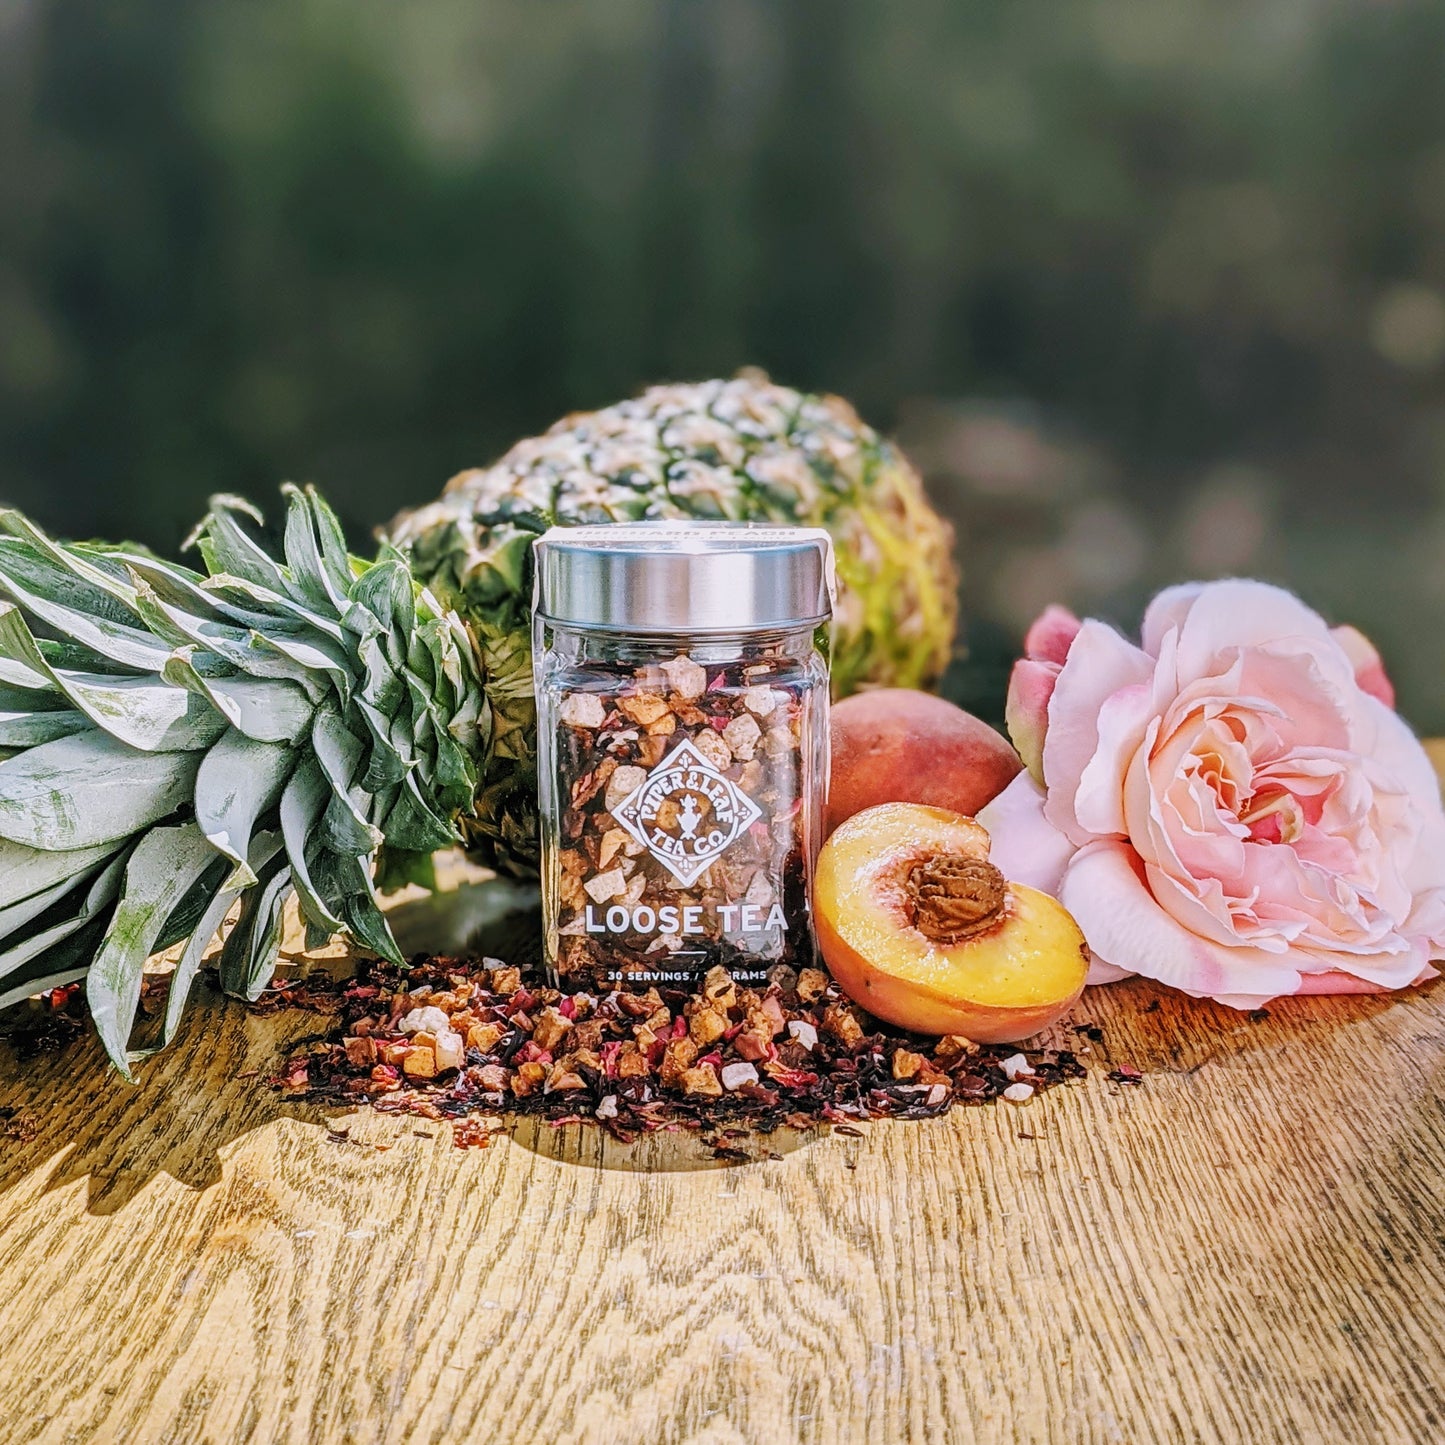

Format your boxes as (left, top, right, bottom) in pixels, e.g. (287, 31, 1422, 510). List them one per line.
(388, 372, 957, 876)
(0, 486, 488, 1075)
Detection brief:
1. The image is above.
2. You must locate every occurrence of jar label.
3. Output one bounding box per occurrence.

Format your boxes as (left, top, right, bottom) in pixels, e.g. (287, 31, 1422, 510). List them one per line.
(610, 738, 763, 886)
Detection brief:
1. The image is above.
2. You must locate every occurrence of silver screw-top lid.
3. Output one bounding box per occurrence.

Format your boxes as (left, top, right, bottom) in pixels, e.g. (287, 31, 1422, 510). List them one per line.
(533, 521, 835, 633)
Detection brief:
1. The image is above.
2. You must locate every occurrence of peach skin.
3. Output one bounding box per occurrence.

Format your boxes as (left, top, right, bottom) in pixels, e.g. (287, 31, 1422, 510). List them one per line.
(826, 689, 1022, 836)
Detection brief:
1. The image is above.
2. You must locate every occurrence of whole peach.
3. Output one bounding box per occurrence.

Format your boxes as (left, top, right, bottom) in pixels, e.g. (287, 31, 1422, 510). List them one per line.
(827, 689, 1022, 836)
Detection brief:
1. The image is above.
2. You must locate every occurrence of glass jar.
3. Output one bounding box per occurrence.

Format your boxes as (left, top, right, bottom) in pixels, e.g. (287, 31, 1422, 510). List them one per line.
(533, 523, 833, 993)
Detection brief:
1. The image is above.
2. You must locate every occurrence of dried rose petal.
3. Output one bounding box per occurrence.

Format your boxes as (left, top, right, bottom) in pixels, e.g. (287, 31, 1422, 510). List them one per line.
(786, 1019, 818, 1050)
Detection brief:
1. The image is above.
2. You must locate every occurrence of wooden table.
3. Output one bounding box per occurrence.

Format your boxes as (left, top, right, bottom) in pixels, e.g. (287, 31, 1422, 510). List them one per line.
(4, 867, 1445, 1441)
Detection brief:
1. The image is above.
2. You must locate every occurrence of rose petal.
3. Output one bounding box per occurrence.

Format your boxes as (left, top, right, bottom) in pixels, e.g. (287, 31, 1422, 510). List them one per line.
(1074, 682, 1153, 838)
(1144, 580, 1334, 670)
(1059, 840, 1307, 1004)
(1024, 604, 1082, 665)
(1211, 962, 1438, 1009)
(1085, 957, 1135, 986)
(1041, 620, 1154, 847)
(1290, 961, 1437, 995)
(1285, 937, 1434, 991)
(1353, 697, 1445, 889)
(1138, 582, 1209, 657)
(978, 773, 1074, 896)
(1332, 624, 1395, 708)
(1004, 658, 1059, 783)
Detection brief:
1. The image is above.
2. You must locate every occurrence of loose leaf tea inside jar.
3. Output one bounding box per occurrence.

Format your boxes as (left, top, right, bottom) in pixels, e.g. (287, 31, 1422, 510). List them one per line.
(533, 524, 833, 992)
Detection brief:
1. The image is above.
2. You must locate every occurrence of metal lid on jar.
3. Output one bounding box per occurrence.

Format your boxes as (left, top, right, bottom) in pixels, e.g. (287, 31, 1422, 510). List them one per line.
(532, 521, 835, 634)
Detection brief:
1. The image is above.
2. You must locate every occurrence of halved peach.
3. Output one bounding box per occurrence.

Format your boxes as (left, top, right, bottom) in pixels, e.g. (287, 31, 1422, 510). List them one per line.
(813, 802, 1089, 1042)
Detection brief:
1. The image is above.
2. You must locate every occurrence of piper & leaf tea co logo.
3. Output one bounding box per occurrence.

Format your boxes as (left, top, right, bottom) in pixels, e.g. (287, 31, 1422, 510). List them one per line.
(611, 737, 763, 886)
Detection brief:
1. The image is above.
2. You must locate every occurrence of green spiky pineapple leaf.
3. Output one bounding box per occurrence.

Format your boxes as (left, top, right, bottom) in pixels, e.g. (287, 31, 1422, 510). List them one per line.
(0, 485, 490, 1077)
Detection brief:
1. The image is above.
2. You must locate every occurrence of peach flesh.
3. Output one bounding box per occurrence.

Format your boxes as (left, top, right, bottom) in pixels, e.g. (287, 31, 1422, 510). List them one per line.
(814, 803, 1089, 1042)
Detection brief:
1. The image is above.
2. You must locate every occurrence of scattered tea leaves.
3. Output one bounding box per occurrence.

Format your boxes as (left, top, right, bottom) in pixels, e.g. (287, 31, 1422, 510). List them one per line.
(255, 956, 1127, 1146)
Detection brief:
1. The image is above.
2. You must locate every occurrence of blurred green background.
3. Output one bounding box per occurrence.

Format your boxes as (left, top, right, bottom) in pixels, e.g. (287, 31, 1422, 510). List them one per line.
(3, 0, 1445, 726)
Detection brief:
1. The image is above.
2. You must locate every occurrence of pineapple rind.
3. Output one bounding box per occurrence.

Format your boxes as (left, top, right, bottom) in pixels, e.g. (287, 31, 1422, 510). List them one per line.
(389, 373, 957, 875)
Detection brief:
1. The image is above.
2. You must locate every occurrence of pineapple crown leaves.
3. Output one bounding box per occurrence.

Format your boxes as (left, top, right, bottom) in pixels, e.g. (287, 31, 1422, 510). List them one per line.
(0, 484, 490, 1077)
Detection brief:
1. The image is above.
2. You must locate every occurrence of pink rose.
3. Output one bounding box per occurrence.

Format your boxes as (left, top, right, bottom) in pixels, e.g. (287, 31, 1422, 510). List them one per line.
(980, 581, 1445, 1007)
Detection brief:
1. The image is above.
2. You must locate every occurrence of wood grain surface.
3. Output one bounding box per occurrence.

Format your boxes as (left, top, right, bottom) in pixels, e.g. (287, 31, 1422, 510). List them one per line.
(3, 883, 1445, 1441)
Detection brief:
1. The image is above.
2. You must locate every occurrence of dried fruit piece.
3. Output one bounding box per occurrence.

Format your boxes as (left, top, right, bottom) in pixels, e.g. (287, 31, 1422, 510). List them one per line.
(742, 686, 783, 717)
(662, 654, 708, 699)
(680, 1064, 723, 1098)
(786, 1019, 818, 1050)
(660, 1036, 700, 1087)
(617, 1042, 653, 1079)
(400, 1006, 451, 1036)
(467, 1022, 505, 1054)
(702, 966, 738, 1010)
(691, 728, 733, 772)
(583, 869, 628, 904)
(822, 1003, 866, 1052)
(434, 1032, 466, 1073)
(720, 1061, 760, 1091)
(733, 1019, 773, 1061)
(934, 1034, 978, 1063)
(722, 713, 762, 760)
(490, 966, 523, 997)
(345, 1036, 377, 1068)
(403, 1046, 438, 1079)
(891, 1049, 926, 1080)
(545, 1062, 587, 1093)
(618, 693, 671, 727)
(532, 1007, 574, 1053)
(687, 1004, 729, 1048)
(604, 765, 648, 814)
(560, 693, 607, 729)
(796, 968, 829, 1004)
